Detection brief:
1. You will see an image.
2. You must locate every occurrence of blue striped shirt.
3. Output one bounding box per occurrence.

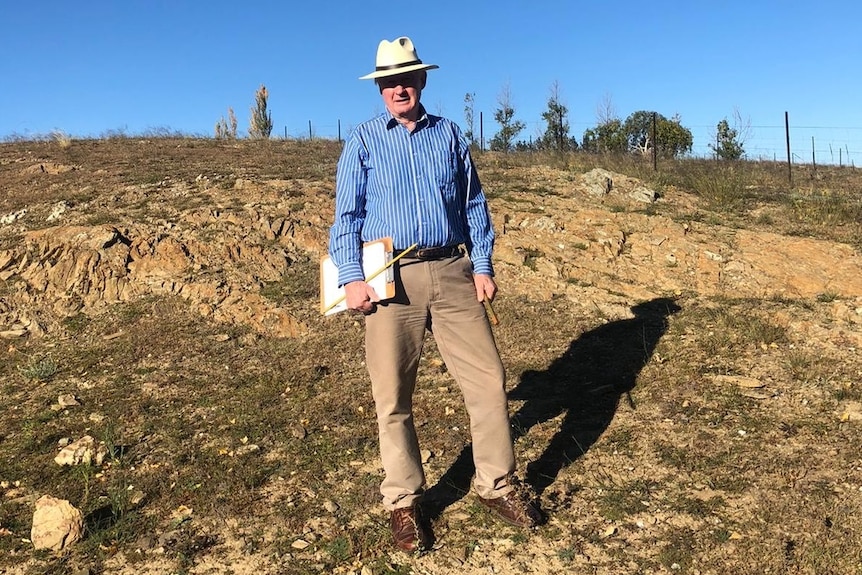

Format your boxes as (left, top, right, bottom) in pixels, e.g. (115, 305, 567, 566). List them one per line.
(329, 107, 495, 286)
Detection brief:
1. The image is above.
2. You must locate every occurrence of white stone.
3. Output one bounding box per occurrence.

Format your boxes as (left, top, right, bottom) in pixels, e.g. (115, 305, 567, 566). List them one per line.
(54, 435, 107, 466)
(31, 495, 83, 551)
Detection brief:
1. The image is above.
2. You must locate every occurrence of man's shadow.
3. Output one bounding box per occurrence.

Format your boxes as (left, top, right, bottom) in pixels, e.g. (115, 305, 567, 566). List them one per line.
(424, 297, 680, 519)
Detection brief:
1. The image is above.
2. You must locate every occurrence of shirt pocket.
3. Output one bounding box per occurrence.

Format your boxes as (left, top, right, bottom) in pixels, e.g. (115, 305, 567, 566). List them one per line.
(429, 149, 457, 197)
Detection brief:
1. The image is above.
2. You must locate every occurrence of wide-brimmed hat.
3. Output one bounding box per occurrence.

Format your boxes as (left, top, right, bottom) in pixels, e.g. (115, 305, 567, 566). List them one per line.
(359, 36, 439, 80)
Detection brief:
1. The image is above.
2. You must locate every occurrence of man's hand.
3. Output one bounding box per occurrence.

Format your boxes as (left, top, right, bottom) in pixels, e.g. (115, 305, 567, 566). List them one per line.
(473, 273, 497, 302)
(344, 280, 380, 314)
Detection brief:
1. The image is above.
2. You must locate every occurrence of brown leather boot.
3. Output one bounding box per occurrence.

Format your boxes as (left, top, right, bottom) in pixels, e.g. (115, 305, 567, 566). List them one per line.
(390, 505, 432, 552)
(477, 490, 543, 528)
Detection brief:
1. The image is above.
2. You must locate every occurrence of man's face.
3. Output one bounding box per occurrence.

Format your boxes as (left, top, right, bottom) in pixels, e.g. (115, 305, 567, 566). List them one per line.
(378, 71, 425, 120)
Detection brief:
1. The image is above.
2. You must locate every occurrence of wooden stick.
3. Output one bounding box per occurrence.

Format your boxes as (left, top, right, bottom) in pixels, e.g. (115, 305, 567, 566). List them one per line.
(322, 243, 418, 315)
(483, 297, 499, 326)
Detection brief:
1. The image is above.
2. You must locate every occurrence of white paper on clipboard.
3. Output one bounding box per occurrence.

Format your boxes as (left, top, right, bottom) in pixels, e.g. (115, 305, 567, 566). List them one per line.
(319, 237, 395, 315)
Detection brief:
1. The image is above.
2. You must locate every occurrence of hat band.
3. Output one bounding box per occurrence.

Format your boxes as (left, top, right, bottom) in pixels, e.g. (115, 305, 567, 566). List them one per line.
(376, 59, 422, 72)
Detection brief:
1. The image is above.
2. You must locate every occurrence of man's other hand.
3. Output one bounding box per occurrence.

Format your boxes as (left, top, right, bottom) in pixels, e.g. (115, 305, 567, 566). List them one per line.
(473, 273, 497, 302)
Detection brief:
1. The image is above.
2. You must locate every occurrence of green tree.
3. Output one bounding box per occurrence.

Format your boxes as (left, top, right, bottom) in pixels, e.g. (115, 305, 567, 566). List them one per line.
(582, 119, 627, 153)
(656, 114, 693, 158)
(709, 118, 745, 160)
(623, 111, 692, 158)
(248, 84, 273, 139)
(463, 92, 476, 147)
(539, 81, 574, 151)
(582, 95, 626, 153)
(489, 83, 524, 152)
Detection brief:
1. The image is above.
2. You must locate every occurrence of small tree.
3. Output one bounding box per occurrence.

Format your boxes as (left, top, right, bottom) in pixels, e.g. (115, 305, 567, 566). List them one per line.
(489, 83, 524, 153)
(215, 107, 238, 139)
(463, 92, 476, 147)
(539, 81, 574, 152)
(248, 84, 273, 139)
(710, 110, 749, 160)
(657, 114, 693, 158)
(623, 111, 692, 158)
(709, 118, 744, 160)
(582, 95, 626, 154)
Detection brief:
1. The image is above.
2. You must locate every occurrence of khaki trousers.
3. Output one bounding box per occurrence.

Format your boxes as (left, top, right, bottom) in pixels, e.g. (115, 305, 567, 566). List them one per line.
(365, 254, 516, 510)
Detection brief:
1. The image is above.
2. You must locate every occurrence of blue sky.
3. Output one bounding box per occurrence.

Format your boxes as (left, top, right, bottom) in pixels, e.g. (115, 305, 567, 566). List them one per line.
(3, 1, 861, 163)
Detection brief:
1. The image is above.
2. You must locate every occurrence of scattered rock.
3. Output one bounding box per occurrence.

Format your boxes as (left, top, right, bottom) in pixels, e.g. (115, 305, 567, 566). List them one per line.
(54, 435, 107, 466)
(24, 162, 76, 175)
(0, 328, 28, 339)
(290, 423, 308, 439)
(629, 185, 658, 203)
(234, 443, 260, 456)
(0, 209, 27, 225)
(711, 374, 765, 389)
(581, 168, 614, 197)
(46, 201, 68, 222)
(740, 390, 771, 400)
(129, 490, 146, 506)
(57, 393, 80, 407)
(30, 495, 84, 551)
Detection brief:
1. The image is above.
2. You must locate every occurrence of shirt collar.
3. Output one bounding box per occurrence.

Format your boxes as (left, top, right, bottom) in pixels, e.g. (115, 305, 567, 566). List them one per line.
(385, 105, 430, 131)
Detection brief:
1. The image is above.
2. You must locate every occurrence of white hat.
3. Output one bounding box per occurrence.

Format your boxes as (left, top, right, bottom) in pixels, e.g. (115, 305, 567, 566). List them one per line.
(359, 36, 439, 80)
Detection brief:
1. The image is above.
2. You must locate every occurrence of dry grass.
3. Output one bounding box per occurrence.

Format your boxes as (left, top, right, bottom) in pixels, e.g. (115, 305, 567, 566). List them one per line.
(1, 139, 861, 574)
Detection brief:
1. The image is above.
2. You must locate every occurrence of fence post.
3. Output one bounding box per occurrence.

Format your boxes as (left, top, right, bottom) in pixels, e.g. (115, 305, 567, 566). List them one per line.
(338, 119, 341, 142)
(811, 136, 816, 171)
(558, 108, 564, 151)
(651, 112, 657, 171)
(785, 111, 792, 183)
(480, 111, 484, 151)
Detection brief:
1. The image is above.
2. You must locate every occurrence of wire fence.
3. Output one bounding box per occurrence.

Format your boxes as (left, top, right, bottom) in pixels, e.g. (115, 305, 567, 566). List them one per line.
(280, 115, 862, 169)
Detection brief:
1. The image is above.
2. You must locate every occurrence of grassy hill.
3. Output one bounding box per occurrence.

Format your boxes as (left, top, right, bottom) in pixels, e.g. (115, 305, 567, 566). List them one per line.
(1, 138, 861, 575)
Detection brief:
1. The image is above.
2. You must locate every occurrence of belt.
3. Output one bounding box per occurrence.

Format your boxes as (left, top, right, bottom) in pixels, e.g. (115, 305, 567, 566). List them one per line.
(399, 245, 463, 260)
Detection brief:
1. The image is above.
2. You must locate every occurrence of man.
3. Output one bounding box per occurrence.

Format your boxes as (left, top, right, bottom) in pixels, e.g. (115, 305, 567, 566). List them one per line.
(328, 36, 541, 553)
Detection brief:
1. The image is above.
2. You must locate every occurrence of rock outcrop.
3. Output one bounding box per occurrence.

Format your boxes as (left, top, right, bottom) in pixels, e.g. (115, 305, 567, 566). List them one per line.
(0, 197, 317, 338)
(1, 160, 860, 338)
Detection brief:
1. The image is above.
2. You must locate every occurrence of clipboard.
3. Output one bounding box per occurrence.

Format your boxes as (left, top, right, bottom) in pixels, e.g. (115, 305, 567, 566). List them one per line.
(319, 237, 396, 315)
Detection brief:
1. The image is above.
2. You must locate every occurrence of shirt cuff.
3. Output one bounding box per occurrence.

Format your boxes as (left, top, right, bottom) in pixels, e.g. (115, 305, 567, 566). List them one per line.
(337, 262, 365, 287)
(471, 257, 494, 276)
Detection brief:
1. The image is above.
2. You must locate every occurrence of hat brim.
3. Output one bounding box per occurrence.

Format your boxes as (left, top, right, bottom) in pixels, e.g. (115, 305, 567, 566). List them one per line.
(359, 63, 438, 80)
